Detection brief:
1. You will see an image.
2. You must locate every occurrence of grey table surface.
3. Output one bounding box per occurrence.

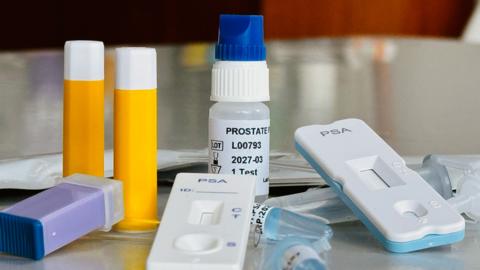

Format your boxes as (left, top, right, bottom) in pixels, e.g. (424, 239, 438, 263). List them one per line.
(1, 37, 480, 269)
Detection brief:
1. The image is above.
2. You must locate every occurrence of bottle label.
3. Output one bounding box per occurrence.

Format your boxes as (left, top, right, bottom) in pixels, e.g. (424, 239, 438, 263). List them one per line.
(283, 245, 323, 270)
(209, 119, 270, 196)
(250, 203, 272, 234)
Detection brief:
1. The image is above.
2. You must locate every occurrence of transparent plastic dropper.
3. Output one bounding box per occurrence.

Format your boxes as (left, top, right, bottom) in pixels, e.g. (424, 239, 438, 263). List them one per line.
(262, 237, 328, 270)
(249, 203, 332, 270)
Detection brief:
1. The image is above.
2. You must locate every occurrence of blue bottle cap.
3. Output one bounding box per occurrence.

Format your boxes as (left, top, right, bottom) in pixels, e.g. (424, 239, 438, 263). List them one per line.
(215, 14, 266, 61)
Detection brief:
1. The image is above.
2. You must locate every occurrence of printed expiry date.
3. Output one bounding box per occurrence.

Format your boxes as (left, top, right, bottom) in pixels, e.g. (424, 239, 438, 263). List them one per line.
(232, 156, 264, 164)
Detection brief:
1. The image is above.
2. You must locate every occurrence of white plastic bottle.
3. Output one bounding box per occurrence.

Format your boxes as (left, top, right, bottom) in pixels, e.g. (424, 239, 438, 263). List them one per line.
(209, 14, 270, 200)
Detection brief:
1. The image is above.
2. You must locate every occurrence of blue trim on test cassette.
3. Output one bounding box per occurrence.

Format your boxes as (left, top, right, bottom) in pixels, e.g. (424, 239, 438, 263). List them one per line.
(295, 142, 465, 253)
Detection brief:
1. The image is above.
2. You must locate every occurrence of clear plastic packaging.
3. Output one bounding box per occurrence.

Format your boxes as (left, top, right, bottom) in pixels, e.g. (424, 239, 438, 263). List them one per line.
(0, 149, 303, 191)
(427, 155, 480, 222)
(0, 149, 209, 190)
(448, 175, 480, 222)
(264, 188, 355, 224)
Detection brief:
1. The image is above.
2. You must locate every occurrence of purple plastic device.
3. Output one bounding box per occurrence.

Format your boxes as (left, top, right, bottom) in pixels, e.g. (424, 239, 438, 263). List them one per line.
(0, 174, 124, 260)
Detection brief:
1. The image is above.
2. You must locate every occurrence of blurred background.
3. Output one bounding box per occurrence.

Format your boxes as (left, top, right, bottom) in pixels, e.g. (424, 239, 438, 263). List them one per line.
(0, 0, 478, 50)
(2, 0, 480, 159)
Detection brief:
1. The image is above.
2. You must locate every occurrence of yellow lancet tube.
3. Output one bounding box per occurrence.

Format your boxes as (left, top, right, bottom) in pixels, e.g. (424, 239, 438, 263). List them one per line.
(114, 89, 158, 231)
(63, 41, 104, 177)
(113, 47, 159, 232)
(63, 80, 104, 176)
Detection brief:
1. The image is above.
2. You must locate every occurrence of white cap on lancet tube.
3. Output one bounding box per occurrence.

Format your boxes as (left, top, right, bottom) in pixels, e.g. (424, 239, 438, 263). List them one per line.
(64, 40, 104, 80)
(115, 47, 157, 90)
